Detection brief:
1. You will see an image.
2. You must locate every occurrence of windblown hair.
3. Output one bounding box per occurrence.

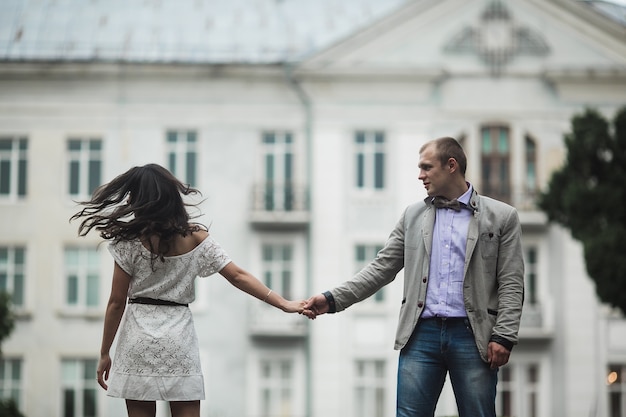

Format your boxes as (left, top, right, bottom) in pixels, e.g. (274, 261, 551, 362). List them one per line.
(70, 164, 202, 262)
(421, 137, 467, 176)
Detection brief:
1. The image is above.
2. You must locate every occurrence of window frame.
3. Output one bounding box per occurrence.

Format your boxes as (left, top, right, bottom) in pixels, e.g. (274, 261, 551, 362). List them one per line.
(608, 363, 626, 417)
(66, 137, 103, 199)
(166, 129, 198, 187)
(353, 359, 387, 417)
(0, 358, 23, 410)
(61, 358, 98, 417)
(354, 130, 386, 192)
(0, 246, 26, 308)
(259, 357, 294, 417)
(0, 136, 28, 200)
(261, 242, 294, 301)
(63, 247, 101, 312)
(480, 125, 511, 204)
(496, 362, 541, 417)
(261, 131, 296, 211)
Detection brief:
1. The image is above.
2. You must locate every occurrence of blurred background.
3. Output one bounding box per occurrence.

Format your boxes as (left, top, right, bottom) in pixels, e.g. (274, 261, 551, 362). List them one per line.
(0, 0, 625, 416)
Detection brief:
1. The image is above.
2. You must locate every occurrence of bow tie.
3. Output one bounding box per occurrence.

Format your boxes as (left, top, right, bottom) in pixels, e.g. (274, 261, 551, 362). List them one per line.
(431, 196, 466, 212)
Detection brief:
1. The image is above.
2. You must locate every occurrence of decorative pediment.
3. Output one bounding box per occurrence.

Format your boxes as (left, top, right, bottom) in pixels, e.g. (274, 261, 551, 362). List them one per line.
(444, 0, 550, 76)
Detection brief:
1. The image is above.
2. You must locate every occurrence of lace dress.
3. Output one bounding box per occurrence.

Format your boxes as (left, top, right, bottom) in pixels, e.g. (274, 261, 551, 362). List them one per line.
(106, 235, 231, 401)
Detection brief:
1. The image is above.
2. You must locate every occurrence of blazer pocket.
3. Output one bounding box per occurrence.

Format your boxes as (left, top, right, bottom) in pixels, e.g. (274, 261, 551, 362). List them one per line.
(480, 232, 499, 258)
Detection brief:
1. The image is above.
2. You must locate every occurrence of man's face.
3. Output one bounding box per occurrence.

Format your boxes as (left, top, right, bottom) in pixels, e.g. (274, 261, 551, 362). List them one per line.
(418, 144, 450, 197)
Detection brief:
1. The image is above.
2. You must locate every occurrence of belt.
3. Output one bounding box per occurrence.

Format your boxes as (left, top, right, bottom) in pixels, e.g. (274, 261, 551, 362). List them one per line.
(421, 316, 467, 323)
(128, 297, 188, 307)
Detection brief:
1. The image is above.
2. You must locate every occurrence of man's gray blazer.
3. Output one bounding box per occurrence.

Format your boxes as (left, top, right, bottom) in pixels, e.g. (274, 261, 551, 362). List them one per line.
(329, 189, 525, 362)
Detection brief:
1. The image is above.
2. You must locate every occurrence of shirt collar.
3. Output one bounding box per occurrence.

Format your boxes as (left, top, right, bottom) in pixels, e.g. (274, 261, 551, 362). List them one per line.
(458, 182, 473, 206)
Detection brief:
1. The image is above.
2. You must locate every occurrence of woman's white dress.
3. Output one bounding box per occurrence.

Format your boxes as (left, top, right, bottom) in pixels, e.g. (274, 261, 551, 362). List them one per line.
(106, 235, 231, 401)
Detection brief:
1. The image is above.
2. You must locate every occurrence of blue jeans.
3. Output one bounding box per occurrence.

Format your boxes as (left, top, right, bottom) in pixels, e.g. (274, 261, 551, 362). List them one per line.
(397, 318, 498, 417)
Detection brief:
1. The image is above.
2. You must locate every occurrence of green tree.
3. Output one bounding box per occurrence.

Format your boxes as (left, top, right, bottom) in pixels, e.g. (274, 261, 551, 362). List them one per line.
(538, 106, 626, 314)
(0, 291, 15, 350)
(0, 291, 23, 417)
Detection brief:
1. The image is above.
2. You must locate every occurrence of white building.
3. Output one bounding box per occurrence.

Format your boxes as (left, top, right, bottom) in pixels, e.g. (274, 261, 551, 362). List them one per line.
(0, 0, 625, 416)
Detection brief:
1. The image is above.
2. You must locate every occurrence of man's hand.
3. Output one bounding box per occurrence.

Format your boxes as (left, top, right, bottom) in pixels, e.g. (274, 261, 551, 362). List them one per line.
(303, 294, 330, 319)
(487, 341, 511, 369)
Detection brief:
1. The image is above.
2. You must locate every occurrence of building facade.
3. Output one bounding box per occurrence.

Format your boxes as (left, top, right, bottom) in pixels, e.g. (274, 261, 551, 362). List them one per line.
(0, 0, 625, 416)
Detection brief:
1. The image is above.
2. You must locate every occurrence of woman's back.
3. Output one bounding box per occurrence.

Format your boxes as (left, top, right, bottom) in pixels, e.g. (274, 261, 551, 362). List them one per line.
(109, 230, 230, 305)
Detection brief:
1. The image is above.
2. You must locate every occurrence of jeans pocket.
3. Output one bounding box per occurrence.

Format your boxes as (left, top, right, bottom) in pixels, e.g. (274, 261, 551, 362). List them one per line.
(463, 318, 474, 335)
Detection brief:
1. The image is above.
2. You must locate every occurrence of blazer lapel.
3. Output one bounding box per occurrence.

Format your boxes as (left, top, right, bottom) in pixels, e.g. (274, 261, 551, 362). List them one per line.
(422, 204, 436, 258)
(464, 190, 480, 276)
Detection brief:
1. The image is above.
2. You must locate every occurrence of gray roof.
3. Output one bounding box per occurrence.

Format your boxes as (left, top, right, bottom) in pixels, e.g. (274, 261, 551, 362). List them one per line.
(582, 0, 626, 25)
(0, 0, 623, 64)
(0, 0, 406, 63)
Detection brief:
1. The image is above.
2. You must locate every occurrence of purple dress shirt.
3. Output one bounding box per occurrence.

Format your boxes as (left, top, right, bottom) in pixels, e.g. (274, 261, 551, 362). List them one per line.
(421, 185, 473, 318)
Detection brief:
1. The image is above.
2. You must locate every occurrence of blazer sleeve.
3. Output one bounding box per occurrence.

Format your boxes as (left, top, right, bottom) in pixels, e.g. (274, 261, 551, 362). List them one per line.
(492, 206, 525, 345)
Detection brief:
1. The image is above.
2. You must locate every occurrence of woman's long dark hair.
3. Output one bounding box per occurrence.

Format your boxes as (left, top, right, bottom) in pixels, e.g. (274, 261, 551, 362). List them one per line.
(70, 164, 202, 262)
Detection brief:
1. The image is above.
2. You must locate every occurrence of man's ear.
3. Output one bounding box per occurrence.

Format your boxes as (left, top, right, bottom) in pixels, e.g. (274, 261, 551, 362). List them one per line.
(447, 158, 457, 172)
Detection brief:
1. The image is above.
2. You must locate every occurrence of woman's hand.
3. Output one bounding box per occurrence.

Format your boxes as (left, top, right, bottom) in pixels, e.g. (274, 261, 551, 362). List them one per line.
(282, 299, 307, 314)
(96, 353, 112, 390)
(282, 299, 318, 319)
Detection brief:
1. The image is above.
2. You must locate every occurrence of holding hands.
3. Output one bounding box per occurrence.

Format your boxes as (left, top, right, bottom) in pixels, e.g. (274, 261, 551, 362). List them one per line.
(282, 298, 318, 319)
(282, 299, 309, 314)
(299, 293, 329, 319)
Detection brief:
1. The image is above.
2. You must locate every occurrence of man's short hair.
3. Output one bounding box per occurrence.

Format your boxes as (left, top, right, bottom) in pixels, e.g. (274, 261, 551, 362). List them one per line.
(420, 137, 467, 176)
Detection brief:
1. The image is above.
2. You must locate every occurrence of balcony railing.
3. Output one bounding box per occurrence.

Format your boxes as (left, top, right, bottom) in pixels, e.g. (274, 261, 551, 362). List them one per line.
(249, 182, 309, 229)
(248, 303, 307, 338)
(519, 303, 553, 340)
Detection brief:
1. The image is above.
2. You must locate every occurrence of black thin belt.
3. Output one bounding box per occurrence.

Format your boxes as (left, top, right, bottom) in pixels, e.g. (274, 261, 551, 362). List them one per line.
(422, 316, 467, 323)
(128, 297, 188, 307)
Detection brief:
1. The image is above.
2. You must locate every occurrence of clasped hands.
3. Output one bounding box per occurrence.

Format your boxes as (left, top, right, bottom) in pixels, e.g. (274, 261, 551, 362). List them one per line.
(290, 293, 328, 319)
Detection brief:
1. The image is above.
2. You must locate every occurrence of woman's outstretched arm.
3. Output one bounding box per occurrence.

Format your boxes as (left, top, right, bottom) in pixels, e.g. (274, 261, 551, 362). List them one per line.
(219, 262, 306, 313)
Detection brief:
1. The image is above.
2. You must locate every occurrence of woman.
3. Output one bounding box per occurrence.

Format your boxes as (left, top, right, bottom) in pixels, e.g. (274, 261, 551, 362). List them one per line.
(71, 164, 306, 417)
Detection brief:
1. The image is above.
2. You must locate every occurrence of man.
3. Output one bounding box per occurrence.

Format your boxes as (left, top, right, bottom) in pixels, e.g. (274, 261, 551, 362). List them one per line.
(305, 137, 524, 417)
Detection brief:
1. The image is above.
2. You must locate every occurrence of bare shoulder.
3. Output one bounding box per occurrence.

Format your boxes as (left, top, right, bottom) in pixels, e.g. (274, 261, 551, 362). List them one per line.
(165, 225, 209, 256)
(189, 224, 210, 245)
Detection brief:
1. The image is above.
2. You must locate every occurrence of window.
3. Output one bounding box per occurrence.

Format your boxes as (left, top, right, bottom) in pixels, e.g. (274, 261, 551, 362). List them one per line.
(0, 136, 27, 199)
(355, 131, 385, 190)
(480, 125, 510, 203)
(525, 134, 537, 195)
(354, 360, 386, 417)
(261, 131, 295, 211)
(496, 363, 540, 417)
(498, 366, 514, 416)
(61, 359, 98, 417)
(0, 358, 23, 409)
(262, 244, 293, 300)
(259, 358, 294, 417)
(608, 364, 626, 417)
(355, 244, 384, 303)
(67, 138, 102, 198)
(525, 246, 538, 306)
(64, 248, 100, 309)
(0, 246, 26, 307)
(166, 130, 197, 187)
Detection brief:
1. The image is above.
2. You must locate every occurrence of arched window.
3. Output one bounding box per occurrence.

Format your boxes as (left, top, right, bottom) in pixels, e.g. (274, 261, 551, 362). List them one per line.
(525, 134, 538, 197)
(480, 125, 510, 203)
